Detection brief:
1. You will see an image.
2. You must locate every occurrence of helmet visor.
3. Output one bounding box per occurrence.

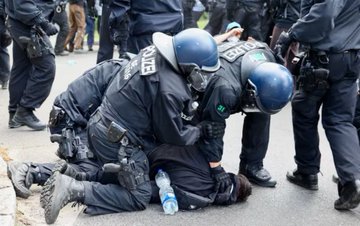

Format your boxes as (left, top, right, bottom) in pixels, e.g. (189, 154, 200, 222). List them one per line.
(187, 67, 214, 92)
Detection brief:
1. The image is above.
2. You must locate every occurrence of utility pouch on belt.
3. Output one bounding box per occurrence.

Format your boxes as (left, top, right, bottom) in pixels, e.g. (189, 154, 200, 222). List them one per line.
(48, 106, 65, 128)
(298, 51, 330, 92)
(107, 121, 127, 143)
(19, 25, 52, 59)
(103, 121, 149, 190)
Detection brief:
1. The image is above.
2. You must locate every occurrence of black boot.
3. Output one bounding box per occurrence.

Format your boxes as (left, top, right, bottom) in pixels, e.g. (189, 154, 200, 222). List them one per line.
(334, 179, 360, 210)
(41, 172, 85, 224)
(239, 164, 277, 187)
(286, 169, 318, 190)
(8, 112, 23, 129)
(7, 161, 37, 198)
(13, 106, 46, 130)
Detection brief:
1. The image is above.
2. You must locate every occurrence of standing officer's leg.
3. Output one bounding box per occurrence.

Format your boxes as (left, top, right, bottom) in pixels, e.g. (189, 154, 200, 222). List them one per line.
(239, 113, 276, 187)
(96, 1, 114, 63)
(0, 46, 10, 89)
(321, 52, 360, 209)
(287, 89, 323, 190)
(7, 21, 32, 128)
(12, 33, 56, 130)
(52, 8, 69, 56)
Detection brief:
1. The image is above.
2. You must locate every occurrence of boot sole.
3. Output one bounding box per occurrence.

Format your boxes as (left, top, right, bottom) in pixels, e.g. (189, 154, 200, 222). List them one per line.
(334, 191, 360, 210)
(8, 122, 24, 129)
(41, 172, 62, 224)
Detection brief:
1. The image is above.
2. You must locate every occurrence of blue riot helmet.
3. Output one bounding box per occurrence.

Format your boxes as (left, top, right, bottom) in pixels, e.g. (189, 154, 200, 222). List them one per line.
(241, 62, 294, 114)
(153, 28, 220, 92)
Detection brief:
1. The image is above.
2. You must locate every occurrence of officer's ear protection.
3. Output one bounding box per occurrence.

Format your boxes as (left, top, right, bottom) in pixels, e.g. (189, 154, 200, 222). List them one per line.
(180, 63, 215, 92)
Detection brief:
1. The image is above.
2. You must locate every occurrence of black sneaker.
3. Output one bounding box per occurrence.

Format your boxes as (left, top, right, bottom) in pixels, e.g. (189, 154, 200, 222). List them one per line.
(286, 169, 318, 190)
(13, 106, 46, 131)
(334, 179, 360, 210)
(239, 164, 277, 187)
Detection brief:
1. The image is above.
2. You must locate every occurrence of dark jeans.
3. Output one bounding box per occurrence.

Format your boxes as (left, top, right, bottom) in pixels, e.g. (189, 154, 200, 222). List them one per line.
(292, 50, 360, 183)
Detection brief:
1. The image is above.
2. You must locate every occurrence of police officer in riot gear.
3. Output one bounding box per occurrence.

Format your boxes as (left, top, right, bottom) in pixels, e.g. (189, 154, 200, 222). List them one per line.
(197, 40, 293, 187)
(0, 0, 11, 89)
(109, 0, 183, 54)
(5, 0, 58, 130)
(7, 58, 130, 199)
(38, 28, 224, 224)
(275, 0, 360, 210)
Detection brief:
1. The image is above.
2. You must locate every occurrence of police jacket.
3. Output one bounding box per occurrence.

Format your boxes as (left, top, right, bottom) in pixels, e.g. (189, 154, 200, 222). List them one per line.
(289, 0, 360, 52)
(54, 59, 128, 128)
(5, 0, 55, 25)
(110, 0, 183, 36)
(197, 40, 275, 162)
(98, 45, 201, 154)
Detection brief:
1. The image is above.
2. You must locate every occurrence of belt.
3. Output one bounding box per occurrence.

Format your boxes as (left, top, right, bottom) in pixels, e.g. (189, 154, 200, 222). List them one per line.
(91, 110, 142, 149)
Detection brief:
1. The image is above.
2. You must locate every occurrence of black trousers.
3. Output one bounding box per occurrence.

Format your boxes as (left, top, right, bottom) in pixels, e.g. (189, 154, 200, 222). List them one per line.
(232, 3, 263, 41)
(0, 45, 10, 83)
(52, 8, 69, 54)
(292, 51, 360, 183)
(82, 115, 151, 215)
(96, 3, 116, 63)
(7, 19, 55, 112)
(240, 113, 270, 167)
(204, 2, 228, 36)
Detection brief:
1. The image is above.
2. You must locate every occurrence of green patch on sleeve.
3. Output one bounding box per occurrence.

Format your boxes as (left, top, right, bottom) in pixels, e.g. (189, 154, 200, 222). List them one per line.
(217, 104, 226, 112)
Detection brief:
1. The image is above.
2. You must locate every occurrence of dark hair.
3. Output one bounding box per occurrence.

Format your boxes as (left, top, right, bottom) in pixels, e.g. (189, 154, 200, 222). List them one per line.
(236, 173, 252, 202)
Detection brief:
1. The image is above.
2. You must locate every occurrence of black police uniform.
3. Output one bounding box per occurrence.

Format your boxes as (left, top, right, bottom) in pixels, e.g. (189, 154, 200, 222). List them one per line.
(81, 45, 202, 214)
(227, 0, 266, 41)
(197, 41, 275, 171)
(0, 0, 10, 88)
(4, 0, 56, 113)
(29, 59, 128, 189)
(96, 0, 123, 63)
(289, 0, 360, 183)
(109, 0, 183, 54)
(52, 0, 69, 55)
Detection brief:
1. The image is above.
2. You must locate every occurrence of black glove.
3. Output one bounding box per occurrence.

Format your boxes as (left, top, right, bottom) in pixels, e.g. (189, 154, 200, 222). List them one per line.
(197, 120, 225, 139)
(274, 31, 294, 64)
(0, 29, 12, 47)
(211, 165, 232, 193)
(39, 21, 59, 36)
